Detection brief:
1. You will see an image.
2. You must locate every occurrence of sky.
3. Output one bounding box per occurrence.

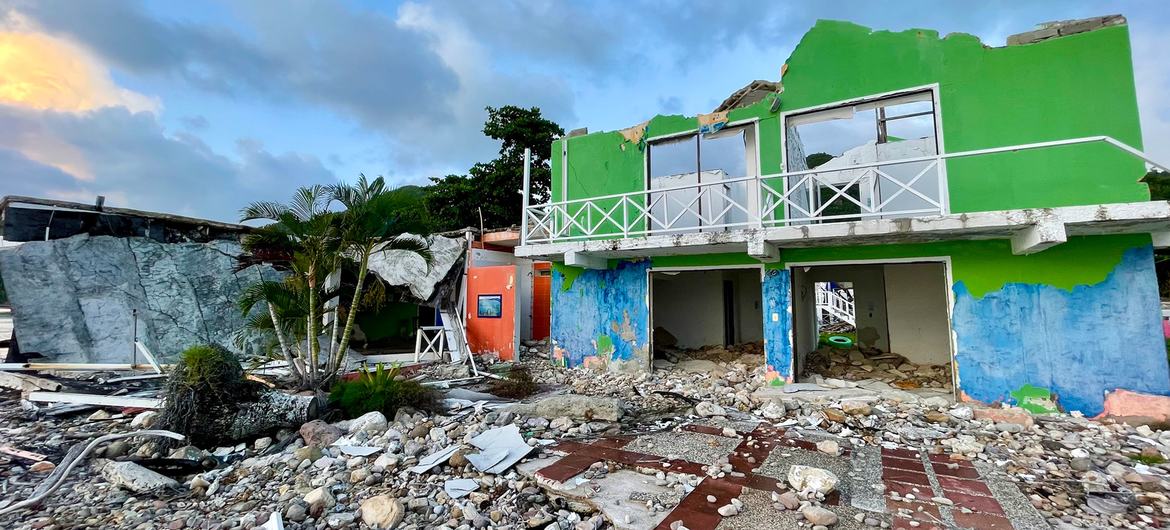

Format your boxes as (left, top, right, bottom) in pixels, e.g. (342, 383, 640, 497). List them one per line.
(0, 0, 1168, 223)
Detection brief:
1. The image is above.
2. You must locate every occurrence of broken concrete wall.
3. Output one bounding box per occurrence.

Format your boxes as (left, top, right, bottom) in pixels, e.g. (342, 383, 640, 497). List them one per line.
(781, 19, 1148, 212)
(952, 244, 1170, 416)
(550, 260, 649, 372)
(0, 234, 276, 363)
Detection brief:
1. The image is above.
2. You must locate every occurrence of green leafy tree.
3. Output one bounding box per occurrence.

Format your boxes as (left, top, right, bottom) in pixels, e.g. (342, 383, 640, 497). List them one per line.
(806, 152, 834, 169)
(425, 106, 563, 231)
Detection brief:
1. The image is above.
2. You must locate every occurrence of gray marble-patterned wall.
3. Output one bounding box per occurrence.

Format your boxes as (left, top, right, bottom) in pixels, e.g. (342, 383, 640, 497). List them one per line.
(0, 234, 275, 363)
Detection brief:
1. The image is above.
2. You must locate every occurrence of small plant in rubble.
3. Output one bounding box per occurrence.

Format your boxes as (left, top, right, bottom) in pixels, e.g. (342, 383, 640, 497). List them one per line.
(489, 365, 540, 399)
(156, 344, 261, 448)
(329, 363, 435, 419)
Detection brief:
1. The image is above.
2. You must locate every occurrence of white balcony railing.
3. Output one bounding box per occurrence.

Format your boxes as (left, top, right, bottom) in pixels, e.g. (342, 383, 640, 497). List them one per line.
(519, 136, 1167, 246)
(815, 285, 855, 326)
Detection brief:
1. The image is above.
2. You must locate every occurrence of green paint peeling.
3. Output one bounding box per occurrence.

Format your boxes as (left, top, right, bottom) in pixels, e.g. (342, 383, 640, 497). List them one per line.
(554, 263, 584, 291)
(596, 334, 615, 357)
(1010, 384, 1060, 414)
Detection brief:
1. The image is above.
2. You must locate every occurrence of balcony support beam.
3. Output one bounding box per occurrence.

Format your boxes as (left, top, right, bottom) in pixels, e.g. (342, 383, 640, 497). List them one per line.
(565, 250, 607, 270)
(1011, 216, 1067, 255)
(748, 237, 781, 262)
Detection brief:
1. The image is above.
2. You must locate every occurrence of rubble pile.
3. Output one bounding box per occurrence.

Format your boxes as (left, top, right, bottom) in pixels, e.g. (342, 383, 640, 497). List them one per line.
(803, 347, 952, 392)
(0, 354, 1168, 529)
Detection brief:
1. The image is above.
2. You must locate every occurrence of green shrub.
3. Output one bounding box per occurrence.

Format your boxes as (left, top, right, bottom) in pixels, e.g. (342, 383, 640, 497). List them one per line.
(329, 363, 435, 419)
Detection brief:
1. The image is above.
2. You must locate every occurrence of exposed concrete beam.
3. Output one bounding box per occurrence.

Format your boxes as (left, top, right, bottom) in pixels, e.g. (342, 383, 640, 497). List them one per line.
(1152, 231, 1170, 249)
(1011, 217, 1067, 255)
(748, 238, 780, 262)
(564, 250, 607, 270)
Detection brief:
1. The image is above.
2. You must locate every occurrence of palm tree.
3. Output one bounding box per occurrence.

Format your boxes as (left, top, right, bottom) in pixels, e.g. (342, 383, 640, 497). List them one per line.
(326, 175, 433, 381)
(240, 186, 341, 389)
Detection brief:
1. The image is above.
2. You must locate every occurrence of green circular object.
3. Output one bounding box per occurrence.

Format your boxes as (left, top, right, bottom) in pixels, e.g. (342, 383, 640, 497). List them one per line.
(827, 335, 854, 348)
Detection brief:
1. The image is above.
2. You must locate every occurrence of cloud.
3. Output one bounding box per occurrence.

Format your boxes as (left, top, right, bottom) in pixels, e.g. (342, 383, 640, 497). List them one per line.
(5, 0, 577, 178)
(0, 31, 158, 113)
(0, 105, 335, 223)
(1132, 27, 1170, 166)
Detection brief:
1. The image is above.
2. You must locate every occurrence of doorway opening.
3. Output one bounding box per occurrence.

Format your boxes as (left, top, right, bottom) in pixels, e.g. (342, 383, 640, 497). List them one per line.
(791, 261, 954, 400)
(650, 268, 764, 371)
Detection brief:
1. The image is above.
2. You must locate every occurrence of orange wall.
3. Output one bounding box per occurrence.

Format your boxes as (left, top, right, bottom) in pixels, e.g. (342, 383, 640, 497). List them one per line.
(466, 265, 517, 360)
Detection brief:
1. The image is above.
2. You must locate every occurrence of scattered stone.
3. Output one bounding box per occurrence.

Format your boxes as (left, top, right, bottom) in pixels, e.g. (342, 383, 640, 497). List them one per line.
(360, 495, 405, 528)
(816, 440, 840, 455)
(695, 402, 727, 417)
(299, 419, 343, 446)
(348, 411, 389, 434)
(801, 505, 839, 526)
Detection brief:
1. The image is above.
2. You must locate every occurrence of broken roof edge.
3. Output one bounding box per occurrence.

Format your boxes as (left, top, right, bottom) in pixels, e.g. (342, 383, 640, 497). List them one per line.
(0, 195, 253, 234)
(787, 14, 1129, 67)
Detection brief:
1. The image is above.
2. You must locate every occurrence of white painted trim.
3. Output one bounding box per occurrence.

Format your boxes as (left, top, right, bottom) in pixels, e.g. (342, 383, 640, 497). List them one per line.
(779, 83, 942, 123)
(784, 255, 958, 398)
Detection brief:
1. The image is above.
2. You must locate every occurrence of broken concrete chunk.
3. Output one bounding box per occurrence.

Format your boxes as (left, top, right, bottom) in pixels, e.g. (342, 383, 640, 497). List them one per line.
(504, 394, 624, 422)
(102, 460, 180, 494)
(787, 465, 838, 496)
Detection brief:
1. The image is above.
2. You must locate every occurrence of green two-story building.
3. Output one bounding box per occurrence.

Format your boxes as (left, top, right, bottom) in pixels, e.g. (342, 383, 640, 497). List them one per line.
(514, 15, 1170, 417)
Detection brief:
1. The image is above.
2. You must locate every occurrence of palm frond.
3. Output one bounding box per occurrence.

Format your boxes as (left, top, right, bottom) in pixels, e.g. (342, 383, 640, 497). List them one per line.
(240, 201, 288, 222)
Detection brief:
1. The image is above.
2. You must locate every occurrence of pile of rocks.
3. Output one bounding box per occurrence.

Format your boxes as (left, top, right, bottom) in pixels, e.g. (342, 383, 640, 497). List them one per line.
(804, 347, 952, 392)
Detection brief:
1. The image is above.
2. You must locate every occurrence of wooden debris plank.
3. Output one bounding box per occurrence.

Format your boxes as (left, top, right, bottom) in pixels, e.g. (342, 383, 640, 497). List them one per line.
(0, 363, 160, 372)
(0, 445, 47, 462)
(0, 371, 62, 392)
(26, 392, 161, 409)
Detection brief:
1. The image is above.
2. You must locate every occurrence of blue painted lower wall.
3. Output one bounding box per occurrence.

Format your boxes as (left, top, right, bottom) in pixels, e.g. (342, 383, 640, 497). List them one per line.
(762, 268, 794, 384)
(952, 245, 1170, 416)
(550, 260, 650, 371)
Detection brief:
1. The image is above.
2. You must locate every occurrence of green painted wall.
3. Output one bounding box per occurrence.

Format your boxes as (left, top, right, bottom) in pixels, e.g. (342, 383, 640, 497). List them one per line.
(550, 19, 1148, 231)
(782, 20, 1148, 212)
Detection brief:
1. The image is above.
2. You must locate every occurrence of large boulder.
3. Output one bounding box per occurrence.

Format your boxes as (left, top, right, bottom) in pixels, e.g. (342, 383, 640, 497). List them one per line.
(0, 234, 277, 363)
(360, 494, 405, 529)
(504, 395, 624, 422)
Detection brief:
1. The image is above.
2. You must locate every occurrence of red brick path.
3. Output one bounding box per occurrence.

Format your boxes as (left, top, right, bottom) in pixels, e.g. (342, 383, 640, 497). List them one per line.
(536, 424, 1018, 530)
